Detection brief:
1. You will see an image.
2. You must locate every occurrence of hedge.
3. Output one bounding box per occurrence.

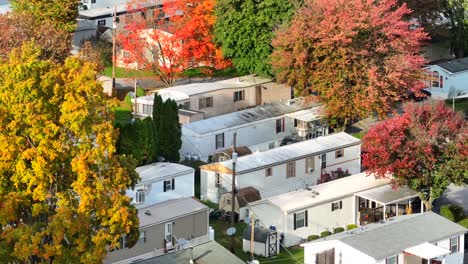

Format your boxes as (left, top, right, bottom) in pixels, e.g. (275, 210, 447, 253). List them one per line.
(333, 227, 345, 234)
(308, 235, 320, 241)
(441, 204, 464, 222)
(457, 218, 468, 228)
(320, 231, 332, 237)
(346, 224, 358, 230)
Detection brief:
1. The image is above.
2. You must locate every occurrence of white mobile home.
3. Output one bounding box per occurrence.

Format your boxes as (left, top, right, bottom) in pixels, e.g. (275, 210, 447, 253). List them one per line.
(133, 75, 292, 123)
(249, 173, 420, 247)
(424, 57, 468, 99)
(127, 162, 194, 208)
(200, 132, 361, 202)
(182, 97, 327, 161)
(301, 212, 467, 264)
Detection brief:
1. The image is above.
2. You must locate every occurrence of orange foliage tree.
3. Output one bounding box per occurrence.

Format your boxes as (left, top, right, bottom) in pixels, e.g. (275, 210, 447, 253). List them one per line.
(272, 0, 429, 128)
(118, 0, 230, 87)
(0, 44, 140, 263)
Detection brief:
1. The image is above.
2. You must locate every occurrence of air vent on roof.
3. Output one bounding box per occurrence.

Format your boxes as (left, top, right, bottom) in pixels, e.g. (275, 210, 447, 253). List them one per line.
(312, 191, 320, 195)
(306, 187, 313, 191)
(241, 113, 251, 118)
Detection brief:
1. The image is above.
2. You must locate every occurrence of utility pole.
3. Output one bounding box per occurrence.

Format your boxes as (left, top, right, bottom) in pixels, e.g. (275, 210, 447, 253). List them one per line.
(250, 212, 255, 261)
(230, 132, 237, 253)
(112, 5, 117, 97)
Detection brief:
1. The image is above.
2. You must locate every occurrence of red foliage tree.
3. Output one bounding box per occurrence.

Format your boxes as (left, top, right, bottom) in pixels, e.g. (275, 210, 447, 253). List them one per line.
(362, 101, 467, 211)
(271, 0, 429, 128)
(118, 0, 230, 87)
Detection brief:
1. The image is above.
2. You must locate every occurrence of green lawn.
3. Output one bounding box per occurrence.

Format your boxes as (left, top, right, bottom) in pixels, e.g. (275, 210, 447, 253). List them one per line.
(351, 130, 366, 139)
(103, 67, 154, 78)
(209, 217, 304, 264)
(445, 98, 468, 115)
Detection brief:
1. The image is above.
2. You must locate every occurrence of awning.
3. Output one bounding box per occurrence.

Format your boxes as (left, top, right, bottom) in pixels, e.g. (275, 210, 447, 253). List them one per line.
(356, 185, 419, 205)
(286, 108, 321, 122)
(404, 242, 451, 259)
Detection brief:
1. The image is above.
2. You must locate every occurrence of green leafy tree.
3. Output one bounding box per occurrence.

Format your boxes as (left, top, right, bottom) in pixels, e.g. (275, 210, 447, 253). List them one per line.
(0, 44, 140, 263)
(10, 0, 79, 32)
(214, 0, 298, 76)
(152, 94, 164, 157)
(159, 99, 182, 162)
(444, 0, 468, 58)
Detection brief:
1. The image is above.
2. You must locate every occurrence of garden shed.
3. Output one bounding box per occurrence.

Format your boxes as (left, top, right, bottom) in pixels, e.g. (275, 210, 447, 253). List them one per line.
(219, 187, 261, 221)
(242, 227, 280, 258)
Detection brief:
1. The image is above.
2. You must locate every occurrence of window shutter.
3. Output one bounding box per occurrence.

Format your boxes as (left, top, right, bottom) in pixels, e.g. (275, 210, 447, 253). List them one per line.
(163, 181, 167, 192)
(172, 178, 175, 190)
(293, 213, 297, 230)
(282, 117, 285, 132)
(331, 203, 334, 212)
(305, 210, 308, 227)
(340, 201, 343, 209)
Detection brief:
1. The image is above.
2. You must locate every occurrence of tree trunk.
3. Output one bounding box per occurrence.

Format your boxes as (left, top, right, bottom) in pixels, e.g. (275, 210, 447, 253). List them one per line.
(420, 187, 435, 212)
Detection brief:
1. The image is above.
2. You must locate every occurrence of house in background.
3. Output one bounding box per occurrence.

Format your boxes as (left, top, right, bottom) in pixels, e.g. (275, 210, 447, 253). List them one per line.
(249, 172, 420, 247)
(104, 197, 210, 264)
(424, 57, 468, 99)
(301, 212, 467, 264)
(126, 162, 194, 208)
(218, 186, 262, 221)
(200, 132, 361, 202)
(182, 97, 327, 161)
(132, 75, 292, 124)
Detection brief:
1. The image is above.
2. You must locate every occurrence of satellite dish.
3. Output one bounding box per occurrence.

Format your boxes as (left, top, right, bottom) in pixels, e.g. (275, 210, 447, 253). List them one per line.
(226, 227, 237, 236)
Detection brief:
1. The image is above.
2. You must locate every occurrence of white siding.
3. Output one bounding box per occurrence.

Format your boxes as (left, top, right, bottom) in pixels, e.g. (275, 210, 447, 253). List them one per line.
(425, 65, 468, 99)
(127, 172, 194, 207)
(303, 241, 375, 264)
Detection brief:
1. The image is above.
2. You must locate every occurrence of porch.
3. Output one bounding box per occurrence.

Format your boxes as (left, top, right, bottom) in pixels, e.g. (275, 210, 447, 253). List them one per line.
(355, 185, 421, 225)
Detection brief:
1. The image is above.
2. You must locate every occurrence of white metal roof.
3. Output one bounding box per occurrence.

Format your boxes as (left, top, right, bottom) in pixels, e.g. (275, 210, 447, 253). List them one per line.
(184, 98, 322, 135)
(263, 172, 389, 213)
(136, 162, 194, 183)
(138, 198, 207, 227)
(218, 132, 360, 173)
(355, 185, 419, 205)
(286, 108, 322, 122)
(404, 242, 451, 259)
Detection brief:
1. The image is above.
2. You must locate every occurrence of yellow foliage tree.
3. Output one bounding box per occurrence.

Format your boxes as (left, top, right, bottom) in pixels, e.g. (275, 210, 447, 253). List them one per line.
(0, 44, 140, 263)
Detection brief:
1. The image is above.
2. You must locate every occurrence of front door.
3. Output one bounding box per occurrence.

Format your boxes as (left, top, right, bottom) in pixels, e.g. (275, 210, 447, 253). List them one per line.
(321, 154, 327, 169)
(255, 85, 262, 105)
(165, 222, 173, 243)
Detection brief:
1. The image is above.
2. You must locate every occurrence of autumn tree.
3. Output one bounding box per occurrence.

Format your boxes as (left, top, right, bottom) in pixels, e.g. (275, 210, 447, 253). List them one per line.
(362, 101, 467, 211)
(0, 12, 71, 62)
(0, 44, 140, 263)
(272, 0, 428, 128)
(119, 0, 230, 87)
(214, 0, 298, 76)
(10, 0, 79, 32)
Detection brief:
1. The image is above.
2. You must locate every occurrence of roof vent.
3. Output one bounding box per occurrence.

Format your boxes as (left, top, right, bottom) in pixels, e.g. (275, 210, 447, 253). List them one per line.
(312, 191, 320, 195)
(145, 210, 151, 216)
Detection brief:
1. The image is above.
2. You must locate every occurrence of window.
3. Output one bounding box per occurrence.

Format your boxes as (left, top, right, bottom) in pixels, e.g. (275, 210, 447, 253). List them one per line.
(199, 97, 213, 109)
(294, 119, 298, 127)
(331, 201, 343, 211)
(432, 71, 440, 87)
(450, 236, 459, 253)
(226, 198, 231, 205)
(265, 168, 272, 177)
(135, 189, 145, 203)
(183, 101, 190, 109)
(163, 179, 175, 192)
(276, 118, 285, 133)
(305, 157, 314, 174)
(293, 210, 308, 230)
(269, 142, 275, 149)
(385, 255, 397, 264)
(142, 104, 153, 115)
(286, 162, 296, 178)
(335, 149, 344, 158)
(117, 235, 128, 249)
(98, 19, 106, 26)
(139, 231, 146, 244)
(233, 90, 245, 102)
(440, 75, 444, 88)
(91, 0, 96, 3)
(215, 173, 221, 187)
(215, 133, 224, 149)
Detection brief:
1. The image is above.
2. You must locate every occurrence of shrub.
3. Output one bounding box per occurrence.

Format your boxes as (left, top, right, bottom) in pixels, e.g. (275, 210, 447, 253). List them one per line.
(441, 204, 465, 222)
(307, 235, 320, 241)
(333, 227, 345, 234)
(457, 218, 468, 228)
(320, 231, 332, 237)
(346, 224, 358, 230)
(124, 94, 133, 106)
(136, 87, 146, 96)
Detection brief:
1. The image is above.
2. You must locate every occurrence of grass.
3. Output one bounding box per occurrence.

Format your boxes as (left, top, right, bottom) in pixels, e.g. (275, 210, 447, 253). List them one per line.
(457, 218, 468, 228)
(209, 217, 304, 263)
(103, 67, 154, 78)
(351, 130, 366, 140)
(445, 97, 468, 115)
